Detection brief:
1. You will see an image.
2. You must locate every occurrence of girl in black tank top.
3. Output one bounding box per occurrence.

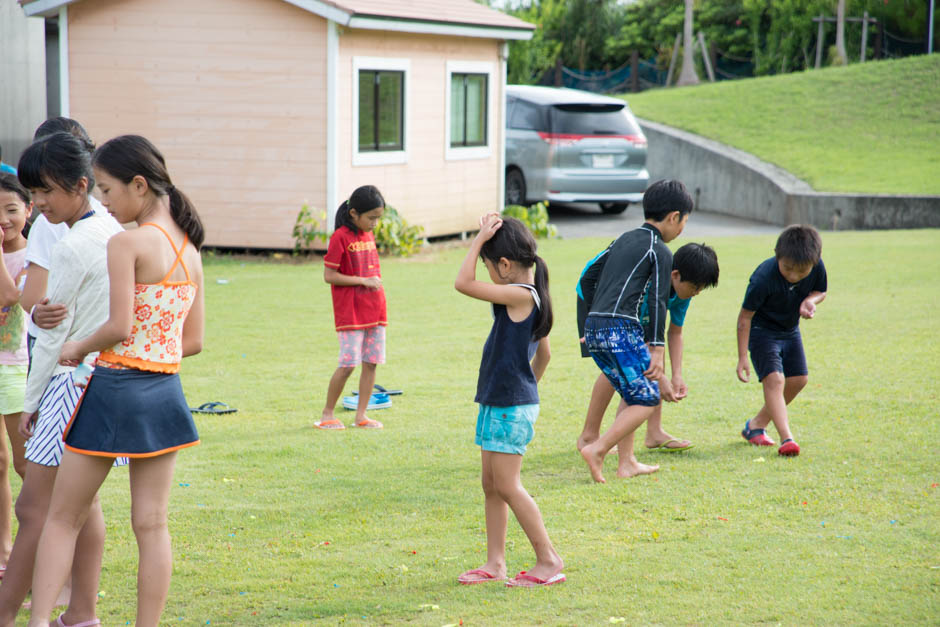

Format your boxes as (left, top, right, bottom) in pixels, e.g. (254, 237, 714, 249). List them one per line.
(454, 214, 565, 588)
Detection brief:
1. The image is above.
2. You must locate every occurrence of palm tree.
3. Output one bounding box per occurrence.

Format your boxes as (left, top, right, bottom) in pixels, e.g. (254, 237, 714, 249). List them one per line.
(676, 0, 700, 85)
(834, 0, 848, 65)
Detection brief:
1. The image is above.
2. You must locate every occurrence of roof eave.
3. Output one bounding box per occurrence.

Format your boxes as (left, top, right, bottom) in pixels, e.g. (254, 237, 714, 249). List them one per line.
(20, 0, 77, 18)
(347, 15, 533, 41)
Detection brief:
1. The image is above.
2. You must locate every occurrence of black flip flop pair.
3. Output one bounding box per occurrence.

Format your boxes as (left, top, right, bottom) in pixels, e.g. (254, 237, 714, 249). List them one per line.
(351, 384, 403, 397)
(190, 401, 237, 415)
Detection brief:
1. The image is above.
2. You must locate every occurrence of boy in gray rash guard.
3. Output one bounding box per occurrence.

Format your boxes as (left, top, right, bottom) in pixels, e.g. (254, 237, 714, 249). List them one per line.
(579, 180, 693, 483)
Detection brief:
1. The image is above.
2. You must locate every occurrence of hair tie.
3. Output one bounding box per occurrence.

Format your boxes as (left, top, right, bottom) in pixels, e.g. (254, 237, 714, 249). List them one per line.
(166, 184, 175, 194)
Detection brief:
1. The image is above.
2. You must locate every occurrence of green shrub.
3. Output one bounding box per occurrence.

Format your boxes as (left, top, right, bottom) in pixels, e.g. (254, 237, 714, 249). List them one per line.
(291, 203, 329, 252)
(501, 201, 558, 239)
(373, 205, 425, 257)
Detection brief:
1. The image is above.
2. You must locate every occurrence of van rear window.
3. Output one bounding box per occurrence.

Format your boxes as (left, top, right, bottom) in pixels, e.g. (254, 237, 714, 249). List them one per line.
(550, 104, 641, 136)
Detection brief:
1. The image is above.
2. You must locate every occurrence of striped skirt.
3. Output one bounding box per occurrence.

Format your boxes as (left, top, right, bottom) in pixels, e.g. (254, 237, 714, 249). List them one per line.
(25, 371, 128, 467)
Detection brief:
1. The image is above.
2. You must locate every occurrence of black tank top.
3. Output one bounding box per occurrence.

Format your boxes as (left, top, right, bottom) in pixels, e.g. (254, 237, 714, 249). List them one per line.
(474, 285, 540, 407)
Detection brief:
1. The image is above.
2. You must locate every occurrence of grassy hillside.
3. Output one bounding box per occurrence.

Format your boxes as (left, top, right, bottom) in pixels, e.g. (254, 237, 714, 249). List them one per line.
(622, 55, 940, 195)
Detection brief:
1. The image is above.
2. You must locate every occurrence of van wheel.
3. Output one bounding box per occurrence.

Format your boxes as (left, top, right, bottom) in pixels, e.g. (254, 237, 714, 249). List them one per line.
(505, 169, 527, 206)
(599, 202, 628, 215)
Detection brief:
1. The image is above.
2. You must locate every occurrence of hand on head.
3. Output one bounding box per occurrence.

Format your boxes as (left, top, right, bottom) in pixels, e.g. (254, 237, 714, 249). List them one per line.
(475, 212, 503, 242)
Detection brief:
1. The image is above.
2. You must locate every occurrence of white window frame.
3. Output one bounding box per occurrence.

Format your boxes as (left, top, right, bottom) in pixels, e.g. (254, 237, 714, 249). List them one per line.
(352, 56, 410, 167)
(445, 61, 495, 161)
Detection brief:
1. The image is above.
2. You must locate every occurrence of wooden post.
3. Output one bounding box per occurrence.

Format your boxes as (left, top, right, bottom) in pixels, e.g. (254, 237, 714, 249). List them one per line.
(698, 31, 716, 81)
(815, 14, 824, 68)
(874, 19, 883, 59)
(666, 32, 681, 87)
(860, 11, 869, 61)
(630, 50, 639, 93)
(554, 57, 562, 87)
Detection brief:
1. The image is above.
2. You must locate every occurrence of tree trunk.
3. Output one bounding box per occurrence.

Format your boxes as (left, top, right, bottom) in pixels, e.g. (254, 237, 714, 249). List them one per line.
(835, 0, 848, 65)
(676, 0, 700, 86)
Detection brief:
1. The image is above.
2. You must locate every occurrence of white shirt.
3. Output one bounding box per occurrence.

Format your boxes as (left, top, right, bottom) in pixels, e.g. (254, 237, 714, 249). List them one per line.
(24, 196, 108, 337)
(24, 212, 124, 413)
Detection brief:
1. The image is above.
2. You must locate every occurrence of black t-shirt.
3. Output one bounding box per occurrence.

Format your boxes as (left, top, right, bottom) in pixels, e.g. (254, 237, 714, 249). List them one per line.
(742, 257, 827, 332)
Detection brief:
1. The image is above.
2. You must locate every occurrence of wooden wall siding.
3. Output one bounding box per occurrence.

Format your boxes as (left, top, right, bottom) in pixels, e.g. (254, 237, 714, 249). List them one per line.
(67, 0, 328, 248)
(337, 31, 502, 238)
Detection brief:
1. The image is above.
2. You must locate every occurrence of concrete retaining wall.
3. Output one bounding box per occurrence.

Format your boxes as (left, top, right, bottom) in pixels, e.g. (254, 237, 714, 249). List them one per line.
(639, 118, 940, 230)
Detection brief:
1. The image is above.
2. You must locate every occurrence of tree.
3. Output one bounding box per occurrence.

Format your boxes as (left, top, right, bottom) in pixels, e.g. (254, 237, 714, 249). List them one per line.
(834, 0, 848, 64)
(676, 0, 701, 85)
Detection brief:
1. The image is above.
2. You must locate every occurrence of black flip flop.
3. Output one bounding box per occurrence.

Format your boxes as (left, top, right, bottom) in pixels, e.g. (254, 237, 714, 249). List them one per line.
(353, 384, 403, 397)
(190, 402, 237, 415)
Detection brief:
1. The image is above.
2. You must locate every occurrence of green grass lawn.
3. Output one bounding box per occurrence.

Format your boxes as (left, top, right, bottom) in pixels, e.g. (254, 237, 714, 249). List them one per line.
(30, 230, 938, 625)
(621, 54, 940, 196)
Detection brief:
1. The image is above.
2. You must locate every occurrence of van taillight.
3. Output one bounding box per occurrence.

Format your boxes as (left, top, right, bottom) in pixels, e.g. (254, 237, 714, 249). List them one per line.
(538, 132, 646, 147)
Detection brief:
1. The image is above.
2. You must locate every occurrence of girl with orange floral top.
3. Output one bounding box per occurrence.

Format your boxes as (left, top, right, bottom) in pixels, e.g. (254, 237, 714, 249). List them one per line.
(26, 135, 205, 627)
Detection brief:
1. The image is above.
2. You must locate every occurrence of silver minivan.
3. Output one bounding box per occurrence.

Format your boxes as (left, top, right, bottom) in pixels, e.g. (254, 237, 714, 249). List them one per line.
(505, 85, 649, 214)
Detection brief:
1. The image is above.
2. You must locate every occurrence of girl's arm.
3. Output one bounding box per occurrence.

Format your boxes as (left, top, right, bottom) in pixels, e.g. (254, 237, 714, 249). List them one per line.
(181, 253, 205, 357)
(454, 214, 532, 309)
(324, 266, 381, 289)
(0, 251, 20, 308)
(19, 263, 48, 312)
(58, 233, 136, 363)
(531, 336, 551, 383)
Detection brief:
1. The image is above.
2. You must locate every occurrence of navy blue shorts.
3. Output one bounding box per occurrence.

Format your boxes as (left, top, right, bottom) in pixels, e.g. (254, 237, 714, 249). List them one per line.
(584, 317, 659, 407)
(748, 325, 808, 381)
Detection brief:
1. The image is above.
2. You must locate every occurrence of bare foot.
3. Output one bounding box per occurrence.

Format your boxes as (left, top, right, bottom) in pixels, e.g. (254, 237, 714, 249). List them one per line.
(616, 461, 659, 478)
(644, 429, 690, 449)
(576, 433, 598, 451)
(458, 563, 507, 583)
(580, 444, 606, 483)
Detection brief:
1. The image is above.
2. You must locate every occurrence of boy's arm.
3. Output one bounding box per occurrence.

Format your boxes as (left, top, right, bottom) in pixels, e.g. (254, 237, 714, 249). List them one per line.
(736, 308, 755, 383)
(799, 291, 826, 319)
(667, 322, 686, 399)
(531, 336, 551, 383)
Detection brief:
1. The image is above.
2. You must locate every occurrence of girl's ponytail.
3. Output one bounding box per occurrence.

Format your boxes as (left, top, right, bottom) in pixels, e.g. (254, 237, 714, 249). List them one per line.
(168, 185, 205, 250)
(531, 254, 553, 340)
(93, 135, 205, 249)
(334, 199, 353, 232)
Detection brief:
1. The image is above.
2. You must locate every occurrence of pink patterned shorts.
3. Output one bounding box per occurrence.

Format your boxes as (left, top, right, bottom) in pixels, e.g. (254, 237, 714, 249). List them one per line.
(337, 326, 386, 367)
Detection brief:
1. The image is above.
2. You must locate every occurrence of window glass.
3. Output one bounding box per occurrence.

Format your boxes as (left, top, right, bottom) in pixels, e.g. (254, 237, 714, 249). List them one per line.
(550, 104, 641, 135)
(358, 70, 404, 151)
(509, 100, 543, 131)
(450, 73, 487, 147)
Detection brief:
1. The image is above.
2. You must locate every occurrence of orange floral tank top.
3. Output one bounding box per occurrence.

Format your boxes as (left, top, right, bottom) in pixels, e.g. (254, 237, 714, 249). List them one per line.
(98, 223, 197, 374)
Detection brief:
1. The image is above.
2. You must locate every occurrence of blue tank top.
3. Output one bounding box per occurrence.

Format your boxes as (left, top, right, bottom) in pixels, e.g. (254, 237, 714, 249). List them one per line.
(474, 285, 540, 407)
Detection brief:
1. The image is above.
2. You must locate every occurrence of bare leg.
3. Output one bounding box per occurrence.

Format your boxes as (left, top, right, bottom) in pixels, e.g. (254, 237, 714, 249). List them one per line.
(0, 423, 11, 564)
(130, 453, 177, 627)
(488, 452, 563, 581)
(321, 366, 354, 421)
(3, 414, 26, 478)
(463, 451, 508, 580)
(25, 452, 111, 627)
(643, 403, 691, 449)
(616, 429, 659, 478)
(354, 362, 378, 425)
(576, 375, 615, 451)
(580, 400, 657, 483)
(748, 374, 808, 440)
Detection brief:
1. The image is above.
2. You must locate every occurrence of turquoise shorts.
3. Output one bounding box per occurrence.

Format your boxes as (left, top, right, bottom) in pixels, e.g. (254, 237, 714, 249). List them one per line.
(0, 364, 27, 415)
(475, 404, 539, 456)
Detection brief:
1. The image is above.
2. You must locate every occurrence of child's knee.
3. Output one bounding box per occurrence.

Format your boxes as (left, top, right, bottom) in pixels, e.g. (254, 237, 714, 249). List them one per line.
(336, 365, 356, 377)
(761, 372, 785, 390)
(361, 361, 377, 372)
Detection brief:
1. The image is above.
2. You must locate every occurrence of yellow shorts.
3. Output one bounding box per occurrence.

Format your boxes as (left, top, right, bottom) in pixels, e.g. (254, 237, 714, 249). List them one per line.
(0, 364, 28, 415)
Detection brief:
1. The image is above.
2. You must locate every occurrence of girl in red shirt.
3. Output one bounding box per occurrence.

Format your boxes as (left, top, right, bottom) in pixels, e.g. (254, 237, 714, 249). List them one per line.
(316, 185, 387, 430)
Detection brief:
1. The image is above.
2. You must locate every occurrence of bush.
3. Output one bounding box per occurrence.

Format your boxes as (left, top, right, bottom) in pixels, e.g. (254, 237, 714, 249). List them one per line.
(291, 203, 329, 252)
(501, 202, 558, 239)
(373, 205, 425, 257)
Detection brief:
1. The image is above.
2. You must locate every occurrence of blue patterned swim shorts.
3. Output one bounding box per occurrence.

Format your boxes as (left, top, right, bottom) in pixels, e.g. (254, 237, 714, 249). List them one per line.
(584, 317, 660, 407)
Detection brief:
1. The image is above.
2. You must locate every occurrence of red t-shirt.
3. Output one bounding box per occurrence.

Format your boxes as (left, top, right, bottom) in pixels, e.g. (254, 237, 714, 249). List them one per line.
(324, 226, 387, 331)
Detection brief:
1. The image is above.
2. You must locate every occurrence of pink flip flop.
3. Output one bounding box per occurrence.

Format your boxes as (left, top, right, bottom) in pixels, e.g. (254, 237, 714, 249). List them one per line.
(457, 568, 505, 585)
(56, 615, 101, 627)
(505, 571, 566, 587)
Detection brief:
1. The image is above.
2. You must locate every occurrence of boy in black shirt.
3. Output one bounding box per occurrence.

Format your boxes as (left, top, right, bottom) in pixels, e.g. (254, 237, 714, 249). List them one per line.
(736, 225, 827, 456)
(579, 180, 693, 483)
